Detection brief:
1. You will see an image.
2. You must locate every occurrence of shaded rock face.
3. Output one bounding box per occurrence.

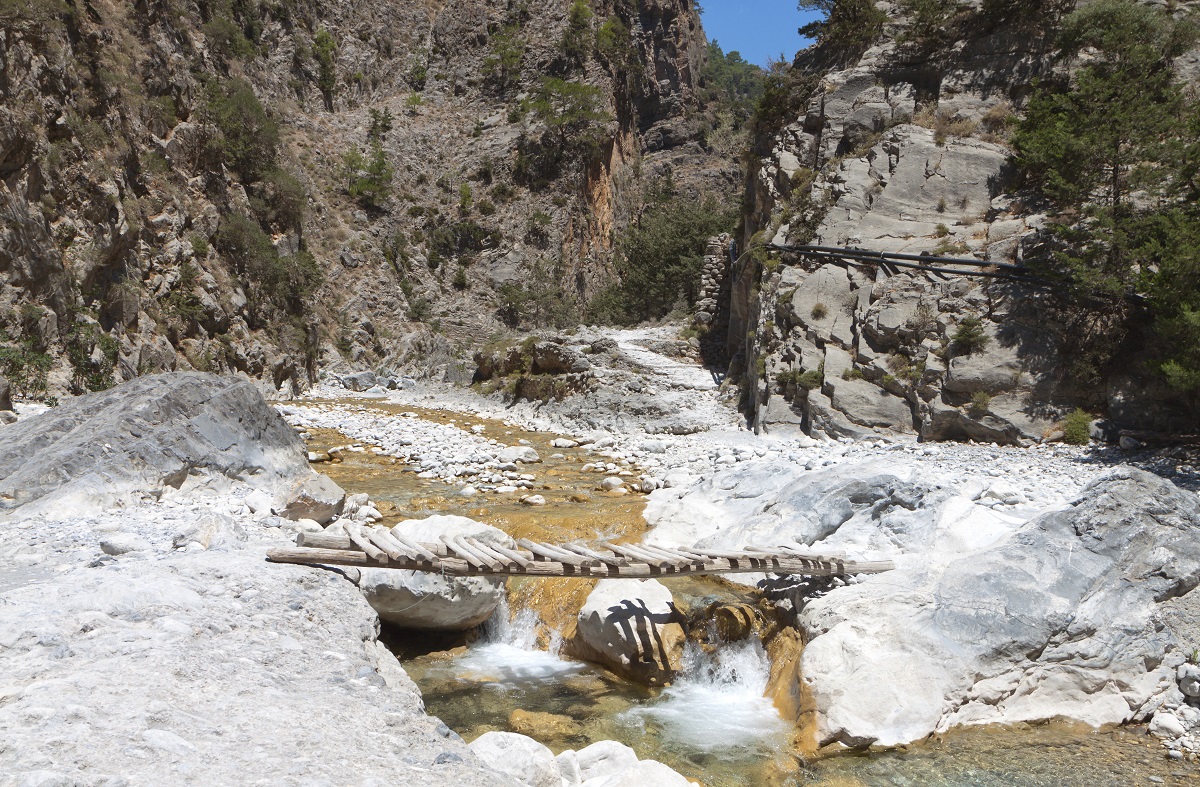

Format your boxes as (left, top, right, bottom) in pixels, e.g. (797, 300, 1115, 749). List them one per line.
(358, 515, 508, 630)
(0, 376, 11, 412)
(566, 578, 686, 686)
(1, 0, 722, 397)
(800, 469, 1200, 748)
(0, 372, 312, 515)
(732, 5, 1200, 438)
(748, 258, 1067, 443)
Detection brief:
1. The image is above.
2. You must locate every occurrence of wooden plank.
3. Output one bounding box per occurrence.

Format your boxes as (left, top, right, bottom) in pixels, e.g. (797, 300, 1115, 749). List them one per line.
(367, 527, 411, 560)
(482, 541, 533, 569)
(641, 544, 705, 566)
(463, 537, 515, 570)
(746, 543, 847, 561)
(442, 535, 488, 569)
(362, 527, 405, 559)
(560, 542, 626, 567)
(517, 539, 592, 567)
(691, 547, 774, 560)
(345, 523, 386, 562)
(391, 532, 440, 562)
(601, 542, 675, 567)
(296, 531, 357, 550)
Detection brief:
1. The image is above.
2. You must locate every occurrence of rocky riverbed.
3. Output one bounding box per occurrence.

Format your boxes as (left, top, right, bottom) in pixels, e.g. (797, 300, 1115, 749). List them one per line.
(3, 330, 1200, 785)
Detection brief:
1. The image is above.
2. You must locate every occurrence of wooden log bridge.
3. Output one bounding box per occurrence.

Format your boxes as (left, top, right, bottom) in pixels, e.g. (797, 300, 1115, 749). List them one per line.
(266, 526, 894, 579)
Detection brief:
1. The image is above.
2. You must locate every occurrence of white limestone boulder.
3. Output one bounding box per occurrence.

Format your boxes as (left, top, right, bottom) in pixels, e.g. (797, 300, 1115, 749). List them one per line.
(357, 515, 509, 630)
(565, 578, 686, 686)
(469, 731, 559, 787)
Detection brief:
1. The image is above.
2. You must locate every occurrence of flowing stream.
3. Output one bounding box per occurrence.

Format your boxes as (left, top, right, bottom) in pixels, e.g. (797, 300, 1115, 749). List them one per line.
(302, 403, 1185, 786)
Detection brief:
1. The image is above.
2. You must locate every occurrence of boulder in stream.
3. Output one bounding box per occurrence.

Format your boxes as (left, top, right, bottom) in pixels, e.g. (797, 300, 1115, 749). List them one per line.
(565, 578, 686, 686)
(357, 515, 508, 630)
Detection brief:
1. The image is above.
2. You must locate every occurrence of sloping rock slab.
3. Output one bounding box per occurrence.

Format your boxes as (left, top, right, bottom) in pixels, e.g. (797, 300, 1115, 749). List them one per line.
(0, 372, 310, 514)
(801, 469, 1200, 748)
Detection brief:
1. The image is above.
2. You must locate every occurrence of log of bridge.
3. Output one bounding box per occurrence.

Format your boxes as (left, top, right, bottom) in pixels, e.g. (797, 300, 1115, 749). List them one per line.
(266, 546, 894, 578)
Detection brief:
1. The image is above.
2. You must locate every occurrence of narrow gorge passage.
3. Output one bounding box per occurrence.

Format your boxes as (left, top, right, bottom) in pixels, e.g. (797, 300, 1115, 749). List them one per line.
(287, 400, 1190, 787)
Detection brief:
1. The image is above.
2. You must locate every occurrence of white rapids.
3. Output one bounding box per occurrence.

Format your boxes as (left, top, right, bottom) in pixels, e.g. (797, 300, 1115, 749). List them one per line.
(619, 636, 791, 754)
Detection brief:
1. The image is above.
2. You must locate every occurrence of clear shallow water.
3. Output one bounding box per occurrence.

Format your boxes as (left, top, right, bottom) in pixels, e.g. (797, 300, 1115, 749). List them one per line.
(399, 602, 794, 787)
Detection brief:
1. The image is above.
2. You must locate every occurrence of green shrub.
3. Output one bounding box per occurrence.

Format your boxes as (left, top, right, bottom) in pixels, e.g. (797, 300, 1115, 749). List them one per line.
(483, 23, 525, 92)
(452, 265, 468, 291)
(934, 223, 950, 237)
(810, 302, 828, 320)
(589, 180, 736, 324)
(1062, 408, 1093, 445)
(164, 261, 205, 324)
(65, 324, 119, 392)
(313, 29, 338, 109)
(189, 234, 210, 258)
(368, 108, 393, 141)
(428, 220, 497, 259)
(341, 142, 393, 207)
(203, 15, 256, 61)
(251, 167, 307, 230)
(407, 63, 427, 90)
(525, 77, 610, 157)
(202, 78, 279, 183)
(560, 0, 593, 68)
(797, 366, 824, 390)
(798, 0, 887, 57)
(969, 390, 991, 417)
(407, 295, 432, 322)
(458, 182, 472, 212)
(0, 339, 52, 399)
(951, 316, 989, 355)
(477, 199, 496, 216)
(214, 215, 321, 317)
(841, 366, 864, 380)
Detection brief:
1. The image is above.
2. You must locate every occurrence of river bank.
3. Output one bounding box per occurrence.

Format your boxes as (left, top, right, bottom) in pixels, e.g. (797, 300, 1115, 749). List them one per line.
(3, 331, 1200, 785)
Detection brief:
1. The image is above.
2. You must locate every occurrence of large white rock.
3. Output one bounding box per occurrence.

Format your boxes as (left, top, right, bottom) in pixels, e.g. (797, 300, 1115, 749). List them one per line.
(584, 759, 692, 786)
(645, 460, 1200, 749)
(556, 740, 638, 784)
(566, 578, 685, 685)
(469, 731, 559, 787)
(357, 515, 509, 630)
(497, 446, 541, 464)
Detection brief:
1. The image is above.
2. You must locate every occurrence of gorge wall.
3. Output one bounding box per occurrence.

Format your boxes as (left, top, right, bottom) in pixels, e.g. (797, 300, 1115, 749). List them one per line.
(729, 0, 1200, 443)
(0, 0, 727, 398)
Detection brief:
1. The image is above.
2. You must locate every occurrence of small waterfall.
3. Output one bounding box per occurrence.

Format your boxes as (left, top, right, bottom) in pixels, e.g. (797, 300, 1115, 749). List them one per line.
(457, 597, 583, 684)
(620, 636, 790, 754)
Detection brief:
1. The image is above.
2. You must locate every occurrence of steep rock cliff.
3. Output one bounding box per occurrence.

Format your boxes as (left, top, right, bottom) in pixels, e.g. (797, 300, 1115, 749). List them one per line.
(730, 0, 1200, 442)
(0, 0, 725, 398)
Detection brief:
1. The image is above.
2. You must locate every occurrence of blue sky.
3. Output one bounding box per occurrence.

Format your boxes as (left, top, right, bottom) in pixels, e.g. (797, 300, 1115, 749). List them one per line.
(698, 0, 822, 67)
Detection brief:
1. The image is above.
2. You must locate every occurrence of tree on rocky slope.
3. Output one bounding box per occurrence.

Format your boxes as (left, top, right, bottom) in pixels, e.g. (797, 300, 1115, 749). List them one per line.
(797, 0, 887, 61)
(1013, 0, 1200, 390)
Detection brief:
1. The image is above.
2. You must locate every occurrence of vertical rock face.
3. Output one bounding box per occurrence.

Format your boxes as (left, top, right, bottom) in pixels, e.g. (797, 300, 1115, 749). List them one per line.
(733, 2, 1199, 439)
(0, 0, 717, 396)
